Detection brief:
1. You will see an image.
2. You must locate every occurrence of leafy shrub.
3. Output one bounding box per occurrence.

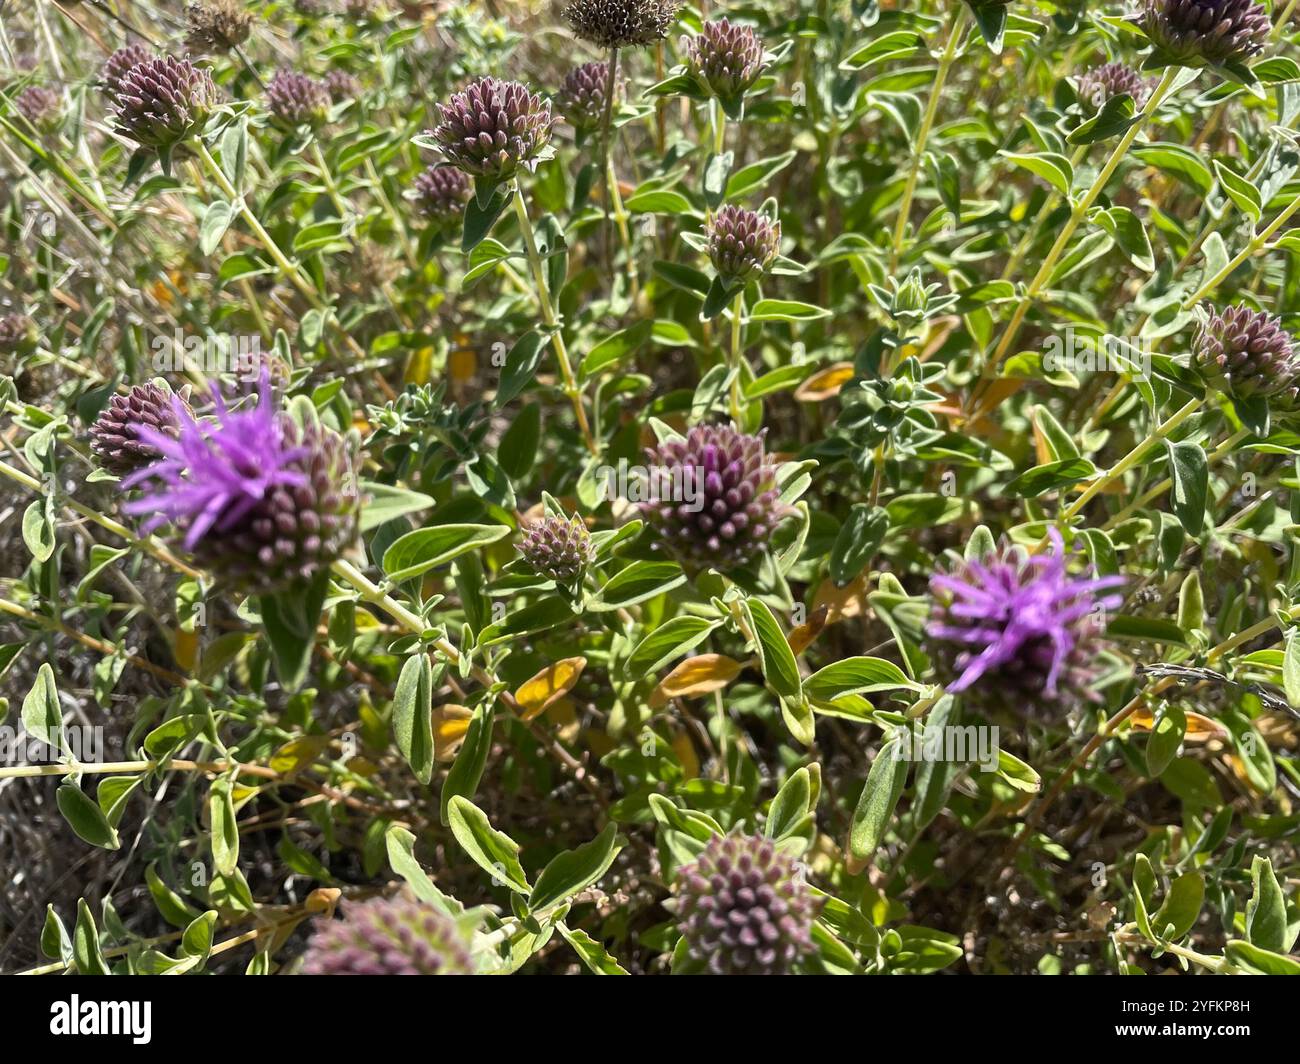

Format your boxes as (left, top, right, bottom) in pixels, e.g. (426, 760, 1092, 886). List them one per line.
(1, 0, 1299, 977)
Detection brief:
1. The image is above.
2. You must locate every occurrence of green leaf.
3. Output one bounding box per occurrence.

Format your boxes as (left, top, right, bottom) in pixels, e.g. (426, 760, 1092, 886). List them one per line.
(181, 911, 217, 963)
(259, 570, 329, 691)
(146, 863, 200, 928)
(1164, 440, 1208, 536)
(766, 767, 813, 841)
(392, 653, 434, 785)
(747, 299, 831, 323)
(56, 782, 121, 850)
(558, 923, 629, 974)
(588, 560, 686, 611)
(498, 403, 541, 480)
(998, 150, 1073, 196)
(1146, 702, 1186, 778)
(1213, 159, 1262, 223)
(579, 319, 653, 379)
(1131, 144, 1214, 196)
(440, 699, 494, 825)
(848, 737, 908, 869)
(446, 795, 530, 893)
(477, 597, 577, 647)
(73, 898, 109, 976)
(385, 825, 462, 915)
(209, 776, 239, 876)
(1284, 629, 1300, 708)
(528, 822, 622, 912)
(744, 598, 802, 702)
(806, 657, 918, 700)
(22, 498, 55, 562)
(830, 505, 888, 586)
(199, 198, 235, 255)
(1154, 871, 1204, 940)
(1004, 457, 1097, 497)
(1224, 939, 1300, 974)
(725, 150, 798, 199)
(462, 184, 510, 252)
(624, 189, 693, 215)
(1246, 855, 1288, 952)
(623, 616, 720, 680)
(382, 523, 511, 582)
(22, 662, 63, 750)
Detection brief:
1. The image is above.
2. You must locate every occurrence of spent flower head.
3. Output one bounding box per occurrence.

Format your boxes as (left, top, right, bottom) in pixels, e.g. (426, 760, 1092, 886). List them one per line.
(562, 0, 682, 49)
(184, 0, 253, 54)
(0, 313, 38, 358)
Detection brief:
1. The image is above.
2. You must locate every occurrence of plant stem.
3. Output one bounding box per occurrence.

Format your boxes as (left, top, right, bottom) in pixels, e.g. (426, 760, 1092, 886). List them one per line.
(510, 185, 598, 455)
(1102, 427, 1249, 530)
(970, 66, 1180, 411)
(1039, 395, 1202, 543)
(727, 291, 745, 425)
(599, 46, 620, 271)
(890, 4, 968, 271)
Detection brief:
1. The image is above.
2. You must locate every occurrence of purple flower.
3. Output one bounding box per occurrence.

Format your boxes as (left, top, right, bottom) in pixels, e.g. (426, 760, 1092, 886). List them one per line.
(301, 895, 476, 975)
(120, 372, 359, 590)
(928, 530, 1124, 710)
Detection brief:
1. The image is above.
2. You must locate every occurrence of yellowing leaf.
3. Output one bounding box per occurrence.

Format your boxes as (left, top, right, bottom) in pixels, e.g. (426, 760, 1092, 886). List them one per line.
(1130, 707, 1223, 739)
(812, 576, 866, 623)
(788, 605, 828, 657)
(449, 348, 476, 384)
(515, 657, 587, 721)
(794, 362, 854, 402)
(174, 628, 199, 674)
(433, 704, 473, 761)
(671, 729, 700, 780)
(269, 735, 330, 776)
(650, 654, 743, 707)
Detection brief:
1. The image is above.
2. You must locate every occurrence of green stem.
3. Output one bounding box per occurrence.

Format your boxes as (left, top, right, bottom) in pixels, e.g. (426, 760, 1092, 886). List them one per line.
(972, 66, 1180, 405)
(510, 185, 598, 455)
(1053, 396, 1203, 531)
(890, 4, 968, 270)
(727, 291, 744, 425)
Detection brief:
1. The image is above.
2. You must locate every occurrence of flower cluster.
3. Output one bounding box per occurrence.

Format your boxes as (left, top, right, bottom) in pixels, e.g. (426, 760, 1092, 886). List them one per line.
(431, 77, 554, 183)
(119, 374, 360, 593)
(928, 531, 1124, 714)
(101, 43, 154, 98)
(673, 833, 821, 976)
(557, 61, 616, 134)
(685, 18, 766, 101)
(90, 382, 191, 478)
(265, 70, 330, 129)
(1075, 62, 1152, 109)
(518, 513, 595, 584)
(300, 896, 476, 975)
(110, 55, 218, 150)
(15, 86, 60, 130)
(641, 424, 790, 572)
(1136, 0, 1271, 68)
(707, 204, 781, 283)
(412, 165, 473, 226)
(1193, 304, 1300, 411)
